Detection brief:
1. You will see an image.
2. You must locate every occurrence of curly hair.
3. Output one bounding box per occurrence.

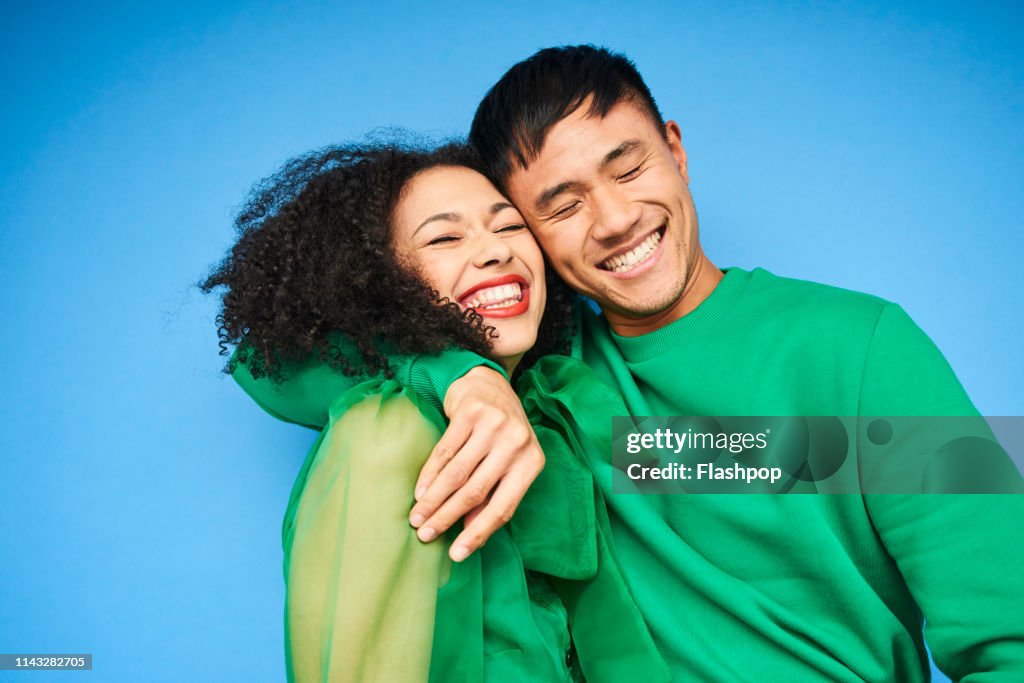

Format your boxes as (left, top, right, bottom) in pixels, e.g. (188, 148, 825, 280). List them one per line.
(200, 138, 576, 382)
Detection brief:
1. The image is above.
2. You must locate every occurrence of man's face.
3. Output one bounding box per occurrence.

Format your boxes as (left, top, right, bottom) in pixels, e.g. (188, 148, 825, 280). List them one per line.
(504, 99, 698, 322)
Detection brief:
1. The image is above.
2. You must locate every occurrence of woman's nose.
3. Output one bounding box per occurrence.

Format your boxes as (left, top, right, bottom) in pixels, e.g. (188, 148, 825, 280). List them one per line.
(472, 232, 514, 268)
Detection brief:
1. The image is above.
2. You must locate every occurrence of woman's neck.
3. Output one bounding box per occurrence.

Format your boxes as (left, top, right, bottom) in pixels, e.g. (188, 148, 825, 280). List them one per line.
(499, 353, 523, 376)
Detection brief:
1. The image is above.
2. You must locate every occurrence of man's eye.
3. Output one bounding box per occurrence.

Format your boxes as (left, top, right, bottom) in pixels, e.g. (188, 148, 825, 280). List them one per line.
(619, 164, 643, 181)
(497, 224, 527, 233)
(551, 202, 580, 219)
(426, 235, 459, 246)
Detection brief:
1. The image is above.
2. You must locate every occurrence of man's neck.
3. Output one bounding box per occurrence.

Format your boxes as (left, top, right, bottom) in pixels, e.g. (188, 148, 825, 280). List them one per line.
(604, 252, 723, 337)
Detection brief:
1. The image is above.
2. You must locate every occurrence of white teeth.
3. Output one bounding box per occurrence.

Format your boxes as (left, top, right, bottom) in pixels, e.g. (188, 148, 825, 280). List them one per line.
(465, 283, 523, 309)
(600, 232, 661, 273)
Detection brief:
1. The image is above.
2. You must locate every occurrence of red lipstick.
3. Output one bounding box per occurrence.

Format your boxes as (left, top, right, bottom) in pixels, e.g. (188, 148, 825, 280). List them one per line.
(457, 274, 531, 319)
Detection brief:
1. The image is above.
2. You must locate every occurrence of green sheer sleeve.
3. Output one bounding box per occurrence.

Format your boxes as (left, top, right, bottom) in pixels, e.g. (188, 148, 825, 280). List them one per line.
(282, 379, 451, 683)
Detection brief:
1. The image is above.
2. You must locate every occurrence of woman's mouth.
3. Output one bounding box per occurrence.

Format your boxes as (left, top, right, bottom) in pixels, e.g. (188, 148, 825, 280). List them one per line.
(458, 275, 531, 319)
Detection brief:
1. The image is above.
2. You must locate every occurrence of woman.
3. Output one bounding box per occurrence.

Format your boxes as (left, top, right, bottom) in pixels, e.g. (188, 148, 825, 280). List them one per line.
(201, 140, 668, 682)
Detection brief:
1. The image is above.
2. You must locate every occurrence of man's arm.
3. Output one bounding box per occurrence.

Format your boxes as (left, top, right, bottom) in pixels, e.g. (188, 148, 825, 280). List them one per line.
(232, 342, 546, 562)
(859, 304, 1024, 681)
(405, 299, 586, 558)
(230, 340, 504, 429)
(231, 344, 358, 429)
(408, 366, 545, 562)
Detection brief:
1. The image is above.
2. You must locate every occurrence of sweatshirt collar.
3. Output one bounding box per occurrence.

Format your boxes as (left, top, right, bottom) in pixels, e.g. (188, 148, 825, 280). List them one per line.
(609, 267, 751, 364)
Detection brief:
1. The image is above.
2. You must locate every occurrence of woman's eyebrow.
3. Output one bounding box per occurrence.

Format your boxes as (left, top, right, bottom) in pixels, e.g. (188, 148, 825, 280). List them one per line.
(415, 203, 515, 235)
(414, 212, 461, 235)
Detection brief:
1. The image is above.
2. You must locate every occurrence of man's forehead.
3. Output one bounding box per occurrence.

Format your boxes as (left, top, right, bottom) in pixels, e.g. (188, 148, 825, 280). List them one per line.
(551, 99, 655, 147)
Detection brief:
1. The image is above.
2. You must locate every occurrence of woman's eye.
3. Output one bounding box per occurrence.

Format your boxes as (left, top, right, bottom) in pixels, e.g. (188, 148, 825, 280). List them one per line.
(619, 164, 643, 181)
(497, 224, 527, 233)
(426, 235, 459, 246)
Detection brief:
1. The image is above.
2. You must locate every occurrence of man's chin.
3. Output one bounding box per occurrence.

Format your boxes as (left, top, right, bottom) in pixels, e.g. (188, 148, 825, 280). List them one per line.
(600, 290, 686, 320)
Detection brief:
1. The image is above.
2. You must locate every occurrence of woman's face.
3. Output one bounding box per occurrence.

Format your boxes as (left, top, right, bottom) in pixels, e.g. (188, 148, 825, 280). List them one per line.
(391, 166, 547, 372)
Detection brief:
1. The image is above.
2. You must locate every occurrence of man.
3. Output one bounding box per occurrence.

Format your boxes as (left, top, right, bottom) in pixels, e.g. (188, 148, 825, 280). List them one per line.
(240, 46, 1023, 680)
(422, 45, 1022, 681)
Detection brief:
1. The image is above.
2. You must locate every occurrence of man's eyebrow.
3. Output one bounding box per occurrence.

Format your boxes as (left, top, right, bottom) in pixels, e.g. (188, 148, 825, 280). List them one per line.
(603, 139, 644, 165)
(414, 212, 461, 236)
(533, 140, 646, 213)
(535, 181, 582, 213)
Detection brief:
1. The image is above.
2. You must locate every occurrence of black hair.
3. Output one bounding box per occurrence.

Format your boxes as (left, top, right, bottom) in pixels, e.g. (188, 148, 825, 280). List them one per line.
(199, 138, 575, 382)
(469, 44, 665, 193)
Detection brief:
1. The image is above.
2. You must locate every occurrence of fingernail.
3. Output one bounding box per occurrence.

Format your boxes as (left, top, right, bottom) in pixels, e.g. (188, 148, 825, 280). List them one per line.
(409, 513, 424, 527)
(414, 486, 426, 501)
(450, 544, 469, 562)
(417, 527, 437, 542)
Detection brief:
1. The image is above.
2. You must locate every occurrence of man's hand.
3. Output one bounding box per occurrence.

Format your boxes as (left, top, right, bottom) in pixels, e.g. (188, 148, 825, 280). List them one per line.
(408, 366, 544, 562)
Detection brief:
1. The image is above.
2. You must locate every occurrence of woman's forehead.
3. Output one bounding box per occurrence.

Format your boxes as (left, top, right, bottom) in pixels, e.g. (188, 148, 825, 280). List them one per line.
(396, 166, 517, 232)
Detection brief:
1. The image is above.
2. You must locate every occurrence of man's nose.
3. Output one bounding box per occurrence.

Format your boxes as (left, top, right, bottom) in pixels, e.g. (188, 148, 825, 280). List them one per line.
(589, 184, 642, 242)
(473, 231, 514, 268)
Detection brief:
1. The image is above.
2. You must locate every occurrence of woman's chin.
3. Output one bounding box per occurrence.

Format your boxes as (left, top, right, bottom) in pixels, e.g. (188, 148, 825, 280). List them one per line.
(483, 319, 540, 374)
(492, 339, 534, 374)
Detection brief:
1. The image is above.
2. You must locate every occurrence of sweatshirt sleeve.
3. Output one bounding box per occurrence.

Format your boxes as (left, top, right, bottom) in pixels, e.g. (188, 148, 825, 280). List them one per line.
(859, 304, 1024, 682)
(230, 342, 502, 430)
(282, 385, 449, 683)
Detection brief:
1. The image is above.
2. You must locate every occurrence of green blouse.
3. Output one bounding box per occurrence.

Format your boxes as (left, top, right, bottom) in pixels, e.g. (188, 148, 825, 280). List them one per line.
(241, 351, 668, 683)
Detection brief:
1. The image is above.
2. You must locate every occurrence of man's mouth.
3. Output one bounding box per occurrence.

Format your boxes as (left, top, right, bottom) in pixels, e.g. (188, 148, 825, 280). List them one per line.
(458, 275, 530, 318)
(599, 228, 664, 274)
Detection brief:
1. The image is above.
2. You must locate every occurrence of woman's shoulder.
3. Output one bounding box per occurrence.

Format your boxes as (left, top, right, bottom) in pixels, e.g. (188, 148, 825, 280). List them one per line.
(327, 376, 447, 440)
(282, 377, 444, 551)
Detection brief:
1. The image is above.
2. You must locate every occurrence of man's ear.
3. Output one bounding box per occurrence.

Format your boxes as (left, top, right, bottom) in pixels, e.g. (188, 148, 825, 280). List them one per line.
(664, 120, 689, 184)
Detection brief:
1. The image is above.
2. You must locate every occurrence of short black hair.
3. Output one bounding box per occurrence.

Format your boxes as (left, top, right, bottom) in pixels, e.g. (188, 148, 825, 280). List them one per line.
(469, 45, 665, 193)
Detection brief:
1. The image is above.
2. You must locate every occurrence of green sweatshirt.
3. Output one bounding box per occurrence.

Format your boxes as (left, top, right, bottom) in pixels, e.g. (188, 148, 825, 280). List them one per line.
(579, 267, 1023, 682)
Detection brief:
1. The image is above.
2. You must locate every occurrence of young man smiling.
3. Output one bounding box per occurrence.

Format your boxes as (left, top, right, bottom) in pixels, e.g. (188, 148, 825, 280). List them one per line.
(500, 98, 719, 335)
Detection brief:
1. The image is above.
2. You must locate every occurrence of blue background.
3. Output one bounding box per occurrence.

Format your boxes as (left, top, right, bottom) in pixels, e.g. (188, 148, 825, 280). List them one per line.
(2, 1, 1021, 681)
